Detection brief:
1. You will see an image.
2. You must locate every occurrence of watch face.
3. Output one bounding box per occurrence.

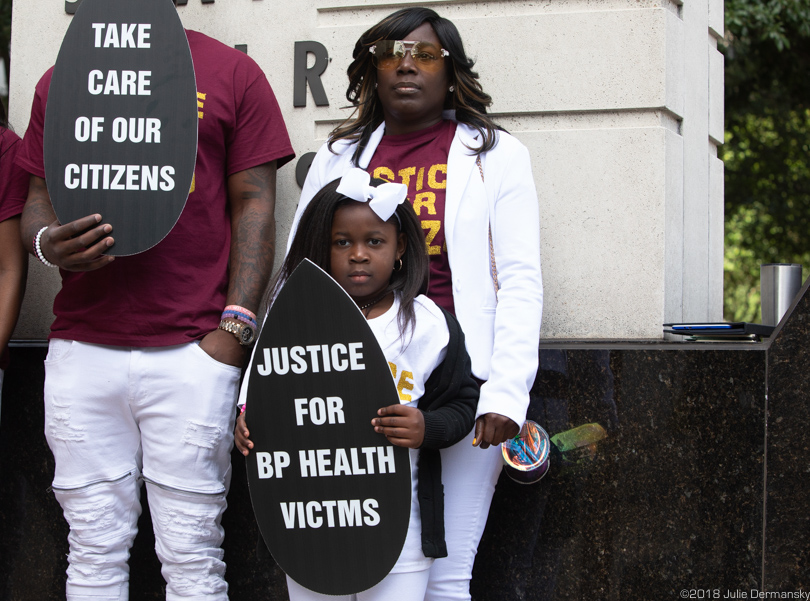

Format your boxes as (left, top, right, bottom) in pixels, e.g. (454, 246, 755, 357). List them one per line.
(239, 325, 255, 345)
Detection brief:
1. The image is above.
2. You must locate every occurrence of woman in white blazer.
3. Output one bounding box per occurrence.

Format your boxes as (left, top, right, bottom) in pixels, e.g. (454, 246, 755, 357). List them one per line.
(289, 7, 543, 600)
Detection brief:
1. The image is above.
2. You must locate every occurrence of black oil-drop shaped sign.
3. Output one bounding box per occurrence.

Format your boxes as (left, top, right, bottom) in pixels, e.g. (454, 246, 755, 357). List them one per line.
(44, 0, 197, 256)
(246, 260, 411, 596)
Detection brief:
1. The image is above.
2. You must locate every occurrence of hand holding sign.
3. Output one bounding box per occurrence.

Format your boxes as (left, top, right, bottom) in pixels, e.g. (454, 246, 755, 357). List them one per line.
(38, 212, 116, 272)
(235, 410, 252, 456)
(372, 404, 425, 448)
(44, 0, 197, 256)
(245, 260, 411, 596)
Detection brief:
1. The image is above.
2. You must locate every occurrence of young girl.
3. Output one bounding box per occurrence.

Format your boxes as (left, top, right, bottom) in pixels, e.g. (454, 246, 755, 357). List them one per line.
(235, 169, 479, 601)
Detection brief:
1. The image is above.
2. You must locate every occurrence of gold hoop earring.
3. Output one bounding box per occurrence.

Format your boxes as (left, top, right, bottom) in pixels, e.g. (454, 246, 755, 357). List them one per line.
(393, 258, 403, 272)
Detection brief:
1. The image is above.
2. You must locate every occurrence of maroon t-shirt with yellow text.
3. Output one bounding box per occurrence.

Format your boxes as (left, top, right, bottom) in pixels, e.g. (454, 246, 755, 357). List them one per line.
(16, 30, 294, 346)
(368, 120, 457, 314)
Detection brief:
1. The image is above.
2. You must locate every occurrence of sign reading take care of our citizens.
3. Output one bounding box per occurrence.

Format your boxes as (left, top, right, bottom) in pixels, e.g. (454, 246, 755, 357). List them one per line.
(44, 0, 197, 256)
(246, 260, 411, 596)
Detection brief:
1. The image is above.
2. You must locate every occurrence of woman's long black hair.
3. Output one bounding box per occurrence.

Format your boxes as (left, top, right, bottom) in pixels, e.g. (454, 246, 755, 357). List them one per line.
(268, 177, 429, 339)
(328, 7, 503, 163)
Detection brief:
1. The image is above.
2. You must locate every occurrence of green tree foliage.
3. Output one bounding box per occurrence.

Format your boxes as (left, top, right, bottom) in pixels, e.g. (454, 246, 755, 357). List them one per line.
(723, 0, 810, 321)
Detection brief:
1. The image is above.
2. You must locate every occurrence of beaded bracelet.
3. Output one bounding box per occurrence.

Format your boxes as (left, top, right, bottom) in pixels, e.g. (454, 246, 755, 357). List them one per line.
(224, 305, 257, 321)
(222, 310, 258, 329)
(34, 226, 57, 268)
(222, 305, 258, 329)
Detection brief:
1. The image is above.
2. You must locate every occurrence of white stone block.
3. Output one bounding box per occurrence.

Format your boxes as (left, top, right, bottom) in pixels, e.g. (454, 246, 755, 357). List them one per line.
(666, 10, 686, 119)
(664, 128, 685, 324)
(708, 152, 725, 320)
(708, 0, 724, 40)
(709, 46, 725, 145)
(471, 9, 680, 114)
(524, 123, 673, 338)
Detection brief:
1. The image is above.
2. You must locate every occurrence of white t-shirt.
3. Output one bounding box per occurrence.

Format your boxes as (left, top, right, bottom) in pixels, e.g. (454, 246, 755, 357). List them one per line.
(367, 294, 449, 573)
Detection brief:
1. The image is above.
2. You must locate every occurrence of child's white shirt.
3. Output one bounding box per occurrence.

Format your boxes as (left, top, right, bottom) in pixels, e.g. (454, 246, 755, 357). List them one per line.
(366, 294, 449, 573)
(238, 293, 451, 574)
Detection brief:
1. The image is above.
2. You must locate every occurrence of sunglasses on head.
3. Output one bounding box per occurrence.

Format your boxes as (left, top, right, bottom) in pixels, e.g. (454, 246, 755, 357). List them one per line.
(369, 40, 450, 72)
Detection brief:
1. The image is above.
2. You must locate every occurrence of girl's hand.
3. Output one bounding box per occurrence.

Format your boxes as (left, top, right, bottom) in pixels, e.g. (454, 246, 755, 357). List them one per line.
(372, 404, 425, 449)
(235, 410, 253, 456)
(473, 413, 520, 449)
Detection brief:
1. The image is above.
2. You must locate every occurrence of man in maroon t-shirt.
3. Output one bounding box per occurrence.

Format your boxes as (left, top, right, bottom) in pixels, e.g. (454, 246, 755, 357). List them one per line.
(16, 4, 294, 597)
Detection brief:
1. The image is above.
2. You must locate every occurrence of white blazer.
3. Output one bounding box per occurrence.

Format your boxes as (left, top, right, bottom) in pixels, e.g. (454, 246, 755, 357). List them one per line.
(289, 115, 543, 427)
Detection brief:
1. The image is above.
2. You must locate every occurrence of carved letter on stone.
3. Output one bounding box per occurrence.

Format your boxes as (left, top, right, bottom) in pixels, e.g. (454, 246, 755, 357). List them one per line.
(293, 41, 329, 108)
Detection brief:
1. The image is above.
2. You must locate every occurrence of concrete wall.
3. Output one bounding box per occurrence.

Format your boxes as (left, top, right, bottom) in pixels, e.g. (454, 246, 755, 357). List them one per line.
(9, 0, 724, 340)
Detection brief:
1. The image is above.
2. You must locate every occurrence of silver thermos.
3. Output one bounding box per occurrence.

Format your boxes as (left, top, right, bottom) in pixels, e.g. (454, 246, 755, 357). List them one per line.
(760, 264, 803, 326)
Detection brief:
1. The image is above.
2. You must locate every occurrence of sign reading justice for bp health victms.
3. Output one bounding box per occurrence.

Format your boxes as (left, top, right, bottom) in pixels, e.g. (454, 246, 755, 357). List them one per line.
(246, 260, 411, 596)
(44, 0, 197, 256)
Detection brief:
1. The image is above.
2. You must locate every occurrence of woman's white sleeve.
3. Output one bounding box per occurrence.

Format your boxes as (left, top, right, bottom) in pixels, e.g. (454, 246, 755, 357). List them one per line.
(477, 140, 543, 427)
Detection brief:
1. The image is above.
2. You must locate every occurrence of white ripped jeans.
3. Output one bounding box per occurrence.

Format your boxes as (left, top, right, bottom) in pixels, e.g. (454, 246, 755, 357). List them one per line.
(44, 340, 240, 601)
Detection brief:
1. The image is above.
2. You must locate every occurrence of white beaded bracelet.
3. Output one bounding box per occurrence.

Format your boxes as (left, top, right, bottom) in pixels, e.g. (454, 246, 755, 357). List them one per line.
(34, 226, 57, 268)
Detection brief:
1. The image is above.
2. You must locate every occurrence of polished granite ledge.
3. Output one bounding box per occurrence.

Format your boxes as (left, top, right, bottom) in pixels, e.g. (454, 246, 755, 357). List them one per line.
(471, 279, 810, 600)
(2, 281, 809, 599)
(473, 346, 766, 599)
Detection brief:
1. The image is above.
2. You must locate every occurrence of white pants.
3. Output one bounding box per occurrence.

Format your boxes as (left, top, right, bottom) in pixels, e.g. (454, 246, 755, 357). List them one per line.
(286, 567, 431, 601)
(43, 340, 240, 601)
(425, 428, 503, 601)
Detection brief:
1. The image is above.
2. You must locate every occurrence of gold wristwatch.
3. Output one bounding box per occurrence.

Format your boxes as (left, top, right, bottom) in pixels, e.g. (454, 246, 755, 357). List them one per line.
(218, 319, 256, 346)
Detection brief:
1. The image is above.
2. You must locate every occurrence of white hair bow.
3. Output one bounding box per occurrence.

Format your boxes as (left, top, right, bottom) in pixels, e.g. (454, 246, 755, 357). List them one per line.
(336, 168, 407, 222)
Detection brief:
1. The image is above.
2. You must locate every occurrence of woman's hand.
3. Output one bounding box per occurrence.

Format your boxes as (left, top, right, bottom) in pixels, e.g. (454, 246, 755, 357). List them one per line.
(372, 404, 425, 449)
(473, 413, 520, 449)
(235, 410, 253, 456)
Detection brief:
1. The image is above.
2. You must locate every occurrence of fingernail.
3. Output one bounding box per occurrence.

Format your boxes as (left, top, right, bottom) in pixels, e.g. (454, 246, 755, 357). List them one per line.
(472, 437, 477, 446)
